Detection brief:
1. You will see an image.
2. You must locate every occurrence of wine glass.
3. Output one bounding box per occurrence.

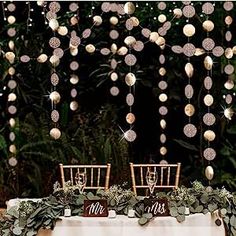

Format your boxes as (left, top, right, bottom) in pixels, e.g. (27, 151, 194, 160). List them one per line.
(146, 170, 158, 197)
(75, 172, 87, 194)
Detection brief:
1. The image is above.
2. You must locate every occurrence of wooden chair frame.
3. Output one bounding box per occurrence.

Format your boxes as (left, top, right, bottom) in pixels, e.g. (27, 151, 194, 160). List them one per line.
(130, 162, 181, 196)
(59, 163, 111, 191)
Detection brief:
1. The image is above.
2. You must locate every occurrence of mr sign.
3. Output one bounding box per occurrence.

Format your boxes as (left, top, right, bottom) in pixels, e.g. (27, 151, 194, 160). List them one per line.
(144, 198, 169, 216)
(84, 200, 108, 217)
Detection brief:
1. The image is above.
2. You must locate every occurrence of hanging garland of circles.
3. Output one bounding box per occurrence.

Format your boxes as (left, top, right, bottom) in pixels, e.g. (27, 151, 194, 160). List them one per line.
(1, 1, 236, 168)
(46, 1, 64, 140)
(173, 1, 198, 139)
(102, 3, 124, 97)
(155, 2, 169, 163)
(68, 2, 80, 112)
(222, 1, 235, 120)
(100, 2, 171, 142)
(4, 2, 18, 168)
(122, 2, 138, 142)
(201, 2, 217, 183)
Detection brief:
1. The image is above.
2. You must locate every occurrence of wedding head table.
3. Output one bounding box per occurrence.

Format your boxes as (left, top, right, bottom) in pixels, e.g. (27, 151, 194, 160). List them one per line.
(2, 181, 235, 236)
(38, 213, 225, 236)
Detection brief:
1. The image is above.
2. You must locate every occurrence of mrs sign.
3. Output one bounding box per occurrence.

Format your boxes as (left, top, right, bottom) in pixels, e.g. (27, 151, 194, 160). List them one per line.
(144, 198, 169, 216)
(84, 200, 108, 217)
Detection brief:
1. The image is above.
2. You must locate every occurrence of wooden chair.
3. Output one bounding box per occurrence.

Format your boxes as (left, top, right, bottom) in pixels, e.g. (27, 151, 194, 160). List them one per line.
(59, 163, 111, 191)
(130, 162, 181, 196)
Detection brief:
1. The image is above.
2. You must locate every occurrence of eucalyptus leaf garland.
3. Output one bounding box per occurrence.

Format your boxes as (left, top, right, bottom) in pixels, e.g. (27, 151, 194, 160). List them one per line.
(0, 181, 236, 236)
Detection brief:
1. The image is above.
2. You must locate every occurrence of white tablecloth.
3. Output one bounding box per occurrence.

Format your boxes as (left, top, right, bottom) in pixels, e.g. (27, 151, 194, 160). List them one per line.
(38, 213, 225, 236)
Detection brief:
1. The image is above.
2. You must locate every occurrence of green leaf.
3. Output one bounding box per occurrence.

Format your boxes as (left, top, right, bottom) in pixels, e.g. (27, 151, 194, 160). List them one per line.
(12, 227, 22, 235)
(2, 229, 10, 235)
(203, 209, 209, 214)
(230, 226, 236, 235)
(87, 192, 95, 200)
(72, 208, 82, 214)
(76, 195, 86, 205)
(190, 206, 196, 213)
(170, 207, 178, 217)
(128, 197, 138, 206)
(220, 208, 227, 217)
(195, 205, 204, 213)
(177, 206, 185, 215)
(43, 219, 51, 226)
(28, 207, 42, 219)
(138, 217, 148, 225)
(208, 204, 218, 213)
(26, 231, 37, 236)
(96, 189, 105, 196)
(223, 216, 229, 225)
(176, 214, 185, 223)
(200, 194, 209, 204)
(7, 206, 19, 218)
(123, 207, 128, 215)
(109, 198, 116, 207)
(142, 213, 153, 219)
(230, 215, 236, 227)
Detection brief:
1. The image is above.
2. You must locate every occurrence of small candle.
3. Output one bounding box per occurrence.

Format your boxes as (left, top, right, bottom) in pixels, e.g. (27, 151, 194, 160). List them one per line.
(185, 207, 190, 215)
(108, 210, 116, 218)
(128, 209, 135, 218)
(64, 208, 71, 217)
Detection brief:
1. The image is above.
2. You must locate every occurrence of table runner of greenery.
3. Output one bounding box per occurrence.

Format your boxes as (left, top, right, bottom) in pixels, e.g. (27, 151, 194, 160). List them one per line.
(0, 181, 236, 236)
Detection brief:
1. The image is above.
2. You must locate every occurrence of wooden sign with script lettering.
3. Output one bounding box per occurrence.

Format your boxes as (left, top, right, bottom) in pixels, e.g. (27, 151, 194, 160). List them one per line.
(84, 200, 108, 217)
(144, 197, 169, 216)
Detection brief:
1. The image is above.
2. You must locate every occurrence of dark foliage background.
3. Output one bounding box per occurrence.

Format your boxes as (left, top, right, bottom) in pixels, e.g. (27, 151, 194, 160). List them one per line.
(0, 1, 236, 206)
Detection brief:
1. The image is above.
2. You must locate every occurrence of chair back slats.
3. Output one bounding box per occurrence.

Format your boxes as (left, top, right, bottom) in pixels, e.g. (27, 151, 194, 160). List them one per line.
(160, 167, 163, 186)
(91, 167, 94, 187)
(59, 163, 65, 188)
(59, 163, 111, 191)
(70, 168, 73, 185)
(175, 163, 181, 189)
(140, 167, 144, 186)
(97, 168, 101, 187)
(105, 164, 111, 190)
(130, 162, 181, 196)
(167, 167, 171, 186)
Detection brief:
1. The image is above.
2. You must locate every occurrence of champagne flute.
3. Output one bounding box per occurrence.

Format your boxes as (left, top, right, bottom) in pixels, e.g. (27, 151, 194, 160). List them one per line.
(75, 172, 87, 194)
(146, 170, 158, 197)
